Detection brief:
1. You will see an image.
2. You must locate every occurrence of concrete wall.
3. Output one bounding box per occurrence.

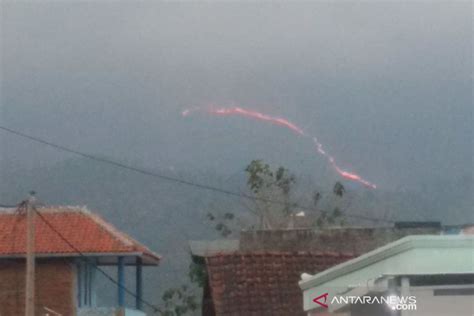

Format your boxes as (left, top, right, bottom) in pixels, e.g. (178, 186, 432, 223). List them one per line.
(0, 259, 75, 316)
(240, 227, 441, 253)
(409, 287, 474, 316)
(78, 308, 118, 316)
(78, 308, 146, 316)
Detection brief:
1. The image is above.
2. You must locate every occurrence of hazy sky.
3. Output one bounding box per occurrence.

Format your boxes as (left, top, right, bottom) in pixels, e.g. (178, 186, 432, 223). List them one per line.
(1, 1, 472, 190)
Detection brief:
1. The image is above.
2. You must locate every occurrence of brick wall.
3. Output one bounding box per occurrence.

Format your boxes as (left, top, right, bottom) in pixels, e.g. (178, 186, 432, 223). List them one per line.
(0, 259, 76, 316)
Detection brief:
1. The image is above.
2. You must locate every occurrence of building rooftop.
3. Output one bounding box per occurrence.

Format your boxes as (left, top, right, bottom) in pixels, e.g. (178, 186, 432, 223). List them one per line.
(300, 235, 474, 290)
(0, 206, 161, 265)
(192, 224, 463, 315)
(204, 251, 354, 316)
(299, 235, 474, 312)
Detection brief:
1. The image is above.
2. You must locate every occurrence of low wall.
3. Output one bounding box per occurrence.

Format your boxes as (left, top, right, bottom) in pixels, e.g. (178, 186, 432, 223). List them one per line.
(78, 308, 146, 316)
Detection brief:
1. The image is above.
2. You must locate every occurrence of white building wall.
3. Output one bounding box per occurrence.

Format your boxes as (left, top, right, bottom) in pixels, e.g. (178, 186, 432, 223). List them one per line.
(408, 287, 474, 316)
(306, 287, 474, 316)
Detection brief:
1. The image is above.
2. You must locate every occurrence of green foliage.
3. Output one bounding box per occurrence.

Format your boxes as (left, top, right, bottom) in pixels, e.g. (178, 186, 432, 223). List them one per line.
(245, 160, 295, 195)
(188, 258, 207, 288)
(215, 222, 225, 231)
(208, 159, 349, 233)
(206, 211, 235, 237)
(313, 191, 321, 206)
(315, 206, 345, 228)
(244, 160, 297, 228)
(157, 285, 198, 316)
(245, 160, 273, 193)
(157, 258, 206, 315)
(223, 212, 234, 220)
(333, 181, 345, 197)
(206, 212, 215, 221)
(313, 183, 347, 228)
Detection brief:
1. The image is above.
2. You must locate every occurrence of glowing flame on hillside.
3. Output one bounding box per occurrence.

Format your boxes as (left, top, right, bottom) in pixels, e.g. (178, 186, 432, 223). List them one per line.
(182, 106, 376, 189)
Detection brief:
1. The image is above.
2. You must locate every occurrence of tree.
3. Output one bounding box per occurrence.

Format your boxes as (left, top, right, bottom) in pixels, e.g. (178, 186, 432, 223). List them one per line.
(156, 285, 199, 316)
(206, 211, 234, 237)
(208, 159, 347, 234)
(159, 159, 348, 314)
(155, 259, 206, 316)
(244, 159, 295, 229)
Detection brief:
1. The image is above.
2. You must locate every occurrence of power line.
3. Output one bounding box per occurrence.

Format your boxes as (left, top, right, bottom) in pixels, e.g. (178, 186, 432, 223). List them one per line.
(33, 207, 163, 314)
(0, 126, 273, 201)
(0, 125, 393, 223)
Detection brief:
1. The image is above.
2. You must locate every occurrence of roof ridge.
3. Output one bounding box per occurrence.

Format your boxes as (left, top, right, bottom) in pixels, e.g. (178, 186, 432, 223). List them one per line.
(84, 211, 136, 248)
(85, 212, 162, 260)
(37, 205, 90, 213)
(32, 205, 135, 248)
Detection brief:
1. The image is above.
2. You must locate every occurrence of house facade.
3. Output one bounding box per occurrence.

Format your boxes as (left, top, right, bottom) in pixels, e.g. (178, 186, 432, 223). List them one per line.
(0, 206, 161, 316)
(299, 235, 474, 316)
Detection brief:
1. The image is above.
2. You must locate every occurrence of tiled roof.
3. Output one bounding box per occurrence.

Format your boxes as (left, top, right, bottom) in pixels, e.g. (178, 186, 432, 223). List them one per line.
(205, 251, 355, 316)
(0, 206, 160, 264)
(201, 226, 447, 315)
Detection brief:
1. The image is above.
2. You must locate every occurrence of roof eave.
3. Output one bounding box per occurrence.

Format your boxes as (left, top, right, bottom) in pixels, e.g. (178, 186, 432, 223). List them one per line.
(0, 251, 161, 265)
(299, 235, 474, 290)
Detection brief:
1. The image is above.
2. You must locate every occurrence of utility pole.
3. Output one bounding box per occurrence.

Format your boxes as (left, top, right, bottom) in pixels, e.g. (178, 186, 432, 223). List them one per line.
(25, 191, 36, 316)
